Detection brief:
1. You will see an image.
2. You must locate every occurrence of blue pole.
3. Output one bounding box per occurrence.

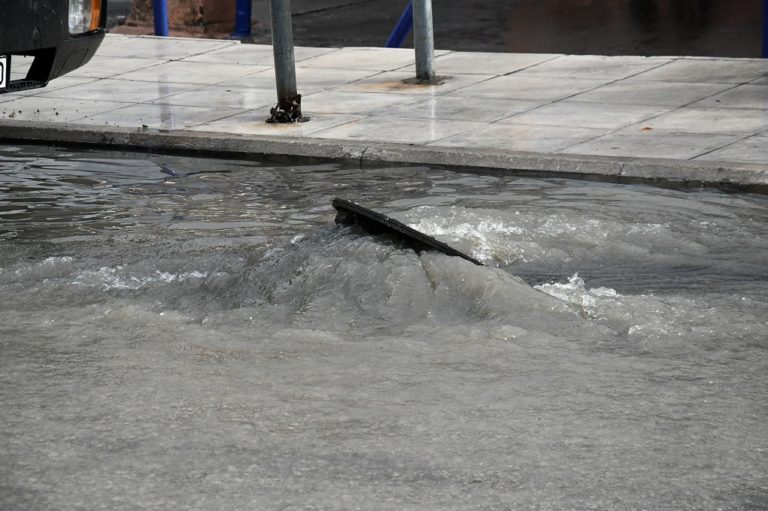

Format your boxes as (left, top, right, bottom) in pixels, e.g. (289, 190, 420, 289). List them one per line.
(232, 0, 252, 39)
(763, 0, 767, 57)
(385, 1, 413, 48)
(153, 0, 169, 36)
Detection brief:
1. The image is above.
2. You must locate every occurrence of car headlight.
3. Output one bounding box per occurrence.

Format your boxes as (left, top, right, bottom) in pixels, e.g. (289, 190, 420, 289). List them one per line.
(69, 0, 102, 34)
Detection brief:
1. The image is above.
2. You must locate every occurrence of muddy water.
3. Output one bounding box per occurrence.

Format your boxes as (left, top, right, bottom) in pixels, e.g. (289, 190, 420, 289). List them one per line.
(1, 144, 767, 509)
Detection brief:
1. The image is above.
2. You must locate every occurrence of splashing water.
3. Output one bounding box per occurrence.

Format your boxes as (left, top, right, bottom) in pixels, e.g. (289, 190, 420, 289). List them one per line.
(1, 145, 767, 510)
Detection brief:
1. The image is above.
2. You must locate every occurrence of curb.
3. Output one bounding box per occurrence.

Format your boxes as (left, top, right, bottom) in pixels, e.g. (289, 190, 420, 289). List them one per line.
(2, 121, 767, 192)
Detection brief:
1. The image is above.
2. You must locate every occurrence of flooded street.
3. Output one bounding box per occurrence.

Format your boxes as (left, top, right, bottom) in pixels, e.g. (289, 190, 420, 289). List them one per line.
(1, 144, 767, 509)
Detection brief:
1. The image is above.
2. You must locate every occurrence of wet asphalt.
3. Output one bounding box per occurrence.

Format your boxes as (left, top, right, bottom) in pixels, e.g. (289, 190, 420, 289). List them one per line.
(108, 0, 764, 58)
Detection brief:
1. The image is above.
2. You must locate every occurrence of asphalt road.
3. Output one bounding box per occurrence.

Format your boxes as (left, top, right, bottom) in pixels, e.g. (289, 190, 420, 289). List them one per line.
(108, 0, 764, 58)
(106, 0, 133, 27)
(249, 0, 764, 58)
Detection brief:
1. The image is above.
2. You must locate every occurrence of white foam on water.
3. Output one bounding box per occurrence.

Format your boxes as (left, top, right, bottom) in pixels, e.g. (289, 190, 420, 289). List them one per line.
(402, 203, 721, 271)
(534, 273, 622, 321)
(72, 266, 209, 290)
(42, 256, 75, 265)
(406, 207, 531, 264)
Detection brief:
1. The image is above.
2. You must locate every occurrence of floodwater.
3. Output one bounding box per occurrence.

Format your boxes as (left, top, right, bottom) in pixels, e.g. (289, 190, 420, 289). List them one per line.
(1, 144, 767, 509)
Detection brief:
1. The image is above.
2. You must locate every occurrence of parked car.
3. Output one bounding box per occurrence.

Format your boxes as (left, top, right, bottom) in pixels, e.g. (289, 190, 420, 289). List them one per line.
(0, 0, 106, 93)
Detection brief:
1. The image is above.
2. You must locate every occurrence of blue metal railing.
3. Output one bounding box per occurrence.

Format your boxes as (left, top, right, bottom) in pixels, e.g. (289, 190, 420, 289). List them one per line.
(232, 0, 253, 38)
(386, 1, 434, 79)
(386, 1, 413, 48)
(152, 0, 169, 36)
(763, 0, 767, 57)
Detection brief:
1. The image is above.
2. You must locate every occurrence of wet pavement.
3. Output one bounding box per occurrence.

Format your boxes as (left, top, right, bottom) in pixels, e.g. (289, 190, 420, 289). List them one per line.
(1, 34, 766, 188)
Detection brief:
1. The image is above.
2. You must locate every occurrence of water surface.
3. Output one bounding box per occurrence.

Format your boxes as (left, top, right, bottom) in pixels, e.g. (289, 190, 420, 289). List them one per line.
(1, 145, 767, 509)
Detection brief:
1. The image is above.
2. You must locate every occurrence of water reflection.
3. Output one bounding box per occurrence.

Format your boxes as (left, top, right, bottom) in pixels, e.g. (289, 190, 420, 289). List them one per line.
(0, 153, 165, 237)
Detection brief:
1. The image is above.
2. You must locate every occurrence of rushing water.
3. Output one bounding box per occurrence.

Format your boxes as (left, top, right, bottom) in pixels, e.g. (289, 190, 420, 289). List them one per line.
(1, 144, 767, 510)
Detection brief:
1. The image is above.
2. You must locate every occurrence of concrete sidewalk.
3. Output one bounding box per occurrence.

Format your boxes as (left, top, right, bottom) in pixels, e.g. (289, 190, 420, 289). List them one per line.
(1, 34, 767, 188)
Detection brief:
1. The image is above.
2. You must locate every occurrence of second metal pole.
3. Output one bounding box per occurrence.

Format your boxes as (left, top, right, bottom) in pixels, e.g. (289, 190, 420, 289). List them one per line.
(412, 0, 434, 81)
(152, 0, 169, 37)
(232, 0, 253, 39)
(268, 0, 303, 122)
(385, 0, 414, 48)
(763, 0, 767, 58)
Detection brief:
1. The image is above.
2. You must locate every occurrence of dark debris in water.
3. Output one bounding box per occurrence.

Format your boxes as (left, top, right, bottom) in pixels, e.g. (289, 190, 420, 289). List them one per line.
(332, 197, 483, 266)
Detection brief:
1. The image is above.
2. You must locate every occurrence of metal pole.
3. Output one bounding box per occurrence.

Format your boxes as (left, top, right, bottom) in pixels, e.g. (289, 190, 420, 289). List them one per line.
(268, 0, 303, 122)
(232, 0, 252, 39)
(412, 0, 434, 81)
(152, 0, 169, 37)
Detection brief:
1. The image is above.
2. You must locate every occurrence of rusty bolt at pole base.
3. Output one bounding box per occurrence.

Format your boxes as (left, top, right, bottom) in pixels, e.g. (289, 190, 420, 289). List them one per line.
(267, 0, 308, 123)
(267, 94, 307, 123)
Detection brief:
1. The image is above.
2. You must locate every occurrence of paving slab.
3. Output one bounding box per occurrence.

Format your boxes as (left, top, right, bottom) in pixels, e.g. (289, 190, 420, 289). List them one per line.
(67, 56, 167, 79)
(432, 124, 607, 153)
(640, 107, 768, 134)
(221, 67, 380, 94)
(511, 55, 671, 80)
(312, 116, 488, 145)
(498, 101, 670, 130)
(188, 112, 362, 137)
(116, 61, 273, 85)
(568, 80, 737, 107)
(630, 58, 768, 83)
(180, 44, 338, 65)
(77, 103, 247, 130)
(694, 133, 768, 163)
(339, 71, 491, 95)
(1, 34, 767, 190)
(301, 91, 421, 115)
(95, 35, 237, 59)
(690, 84, 768, 109)
(150, 85, 277, 110)
(400, 52, 560, 75)
(561, 130, 743, 160)
(369, 96, 543, 122)
(0, 97, 128, 123)
(450, 75, 611, 101)
(298, 46, 448, 71)
(36, 78, 202, 102)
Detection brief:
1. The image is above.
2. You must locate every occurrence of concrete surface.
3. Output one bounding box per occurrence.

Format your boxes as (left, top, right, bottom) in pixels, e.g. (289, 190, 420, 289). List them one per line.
(1, 35, 767, 189)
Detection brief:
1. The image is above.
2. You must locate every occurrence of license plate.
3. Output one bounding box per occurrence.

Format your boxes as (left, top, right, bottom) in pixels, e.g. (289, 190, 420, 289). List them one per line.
(0, 55, 8, 91)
